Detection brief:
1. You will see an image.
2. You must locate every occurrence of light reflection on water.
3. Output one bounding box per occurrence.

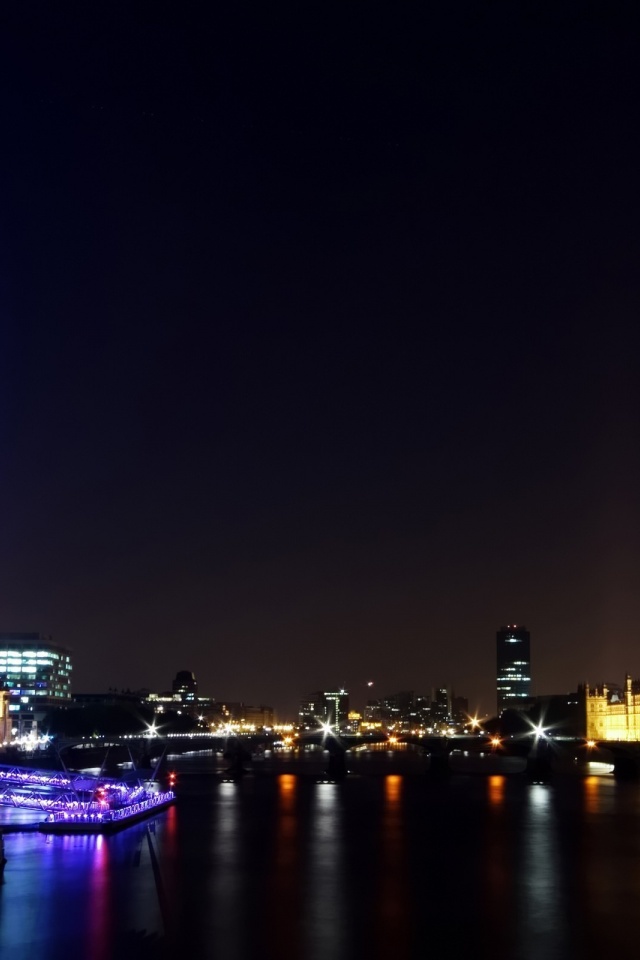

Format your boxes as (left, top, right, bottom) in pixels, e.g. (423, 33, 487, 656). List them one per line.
(267, 773, 302, 960)
(86, 833, 112, 960)
(3, 761, 640, 959)
(376, 775, 410, 960)
(208, 781, 244, 960)
(483, 775, 513, 953)
(516, 785, 568, 960)
(305, 784, 347, 960)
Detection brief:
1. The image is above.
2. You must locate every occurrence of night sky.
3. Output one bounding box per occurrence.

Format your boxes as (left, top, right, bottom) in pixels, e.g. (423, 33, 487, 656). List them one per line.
(1, 3, 639, 718)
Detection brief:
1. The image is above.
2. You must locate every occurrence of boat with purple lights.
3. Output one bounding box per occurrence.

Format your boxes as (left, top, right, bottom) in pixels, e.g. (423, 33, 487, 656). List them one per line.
(39, 787, 175, 834)
(0, 759, 175, 834)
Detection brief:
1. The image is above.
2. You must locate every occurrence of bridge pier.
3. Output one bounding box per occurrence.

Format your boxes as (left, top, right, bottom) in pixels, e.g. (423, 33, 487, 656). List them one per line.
(526, 738, 553, 784)
(323, 746, 347, 782)
(426, 751, 450, 779)
(223, 740, 251, 780)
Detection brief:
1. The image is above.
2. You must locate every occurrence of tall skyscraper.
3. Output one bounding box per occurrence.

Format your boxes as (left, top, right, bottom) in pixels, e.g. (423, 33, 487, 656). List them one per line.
(496, 624, 531, 714)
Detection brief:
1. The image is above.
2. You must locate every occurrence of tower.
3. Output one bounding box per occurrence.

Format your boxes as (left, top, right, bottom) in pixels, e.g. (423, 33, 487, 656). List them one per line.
(496, 624, 531, 714)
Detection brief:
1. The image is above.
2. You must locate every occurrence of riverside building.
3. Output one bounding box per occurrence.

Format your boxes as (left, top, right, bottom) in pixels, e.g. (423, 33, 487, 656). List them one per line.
(586, 676, 640, 741)
(0, 633, 73, 738)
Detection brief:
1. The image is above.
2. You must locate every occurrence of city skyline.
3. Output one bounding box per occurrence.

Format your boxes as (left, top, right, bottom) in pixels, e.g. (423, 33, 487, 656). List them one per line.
(0, 620, 616, 722)
(2, 6, 639, 720)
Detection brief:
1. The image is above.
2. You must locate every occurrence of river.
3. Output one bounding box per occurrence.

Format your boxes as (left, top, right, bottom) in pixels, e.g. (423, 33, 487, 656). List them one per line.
(1, 750, 639, 959)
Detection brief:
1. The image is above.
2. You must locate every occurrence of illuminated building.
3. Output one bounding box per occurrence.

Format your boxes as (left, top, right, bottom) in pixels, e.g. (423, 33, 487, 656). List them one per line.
(322, 689, 350, 731)
(586, 675, 640, 740)
(496, 624, 532, 713)
(298, 689, 350, 731)
(0, 633, 72, 737)
(0, 690, 10, 742)
(347, 710, 362, 733)
(226, 703, 274, 727)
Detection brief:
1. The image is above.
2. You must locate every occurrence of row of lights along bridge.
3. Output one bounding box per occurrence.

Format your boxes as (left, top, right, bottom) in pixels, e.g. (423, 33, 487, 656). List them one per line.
(2, 627, 639, 745)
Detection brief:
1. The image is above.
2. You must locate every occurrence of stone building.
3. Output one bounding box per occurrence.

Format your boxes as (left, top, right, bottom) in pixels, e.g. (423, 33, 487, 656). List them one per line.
(585, 675, 640, 741)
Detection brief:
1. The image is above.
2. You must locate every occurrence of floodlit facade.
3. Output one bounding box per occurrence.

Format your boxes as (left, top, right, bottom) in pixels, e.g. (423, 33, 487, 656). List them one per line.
(0, 633, 73, 737)
(586, 676, 640, 741)
(496, 624, 532, 713)
(0, 689, 10, 742)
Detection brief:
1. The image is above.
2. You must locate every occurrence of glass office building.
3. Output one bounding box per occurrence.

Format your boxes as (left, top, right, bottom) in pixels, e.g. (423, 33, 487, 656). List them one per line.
(496, 624, 531, 714)
(0, 633, 72, 736)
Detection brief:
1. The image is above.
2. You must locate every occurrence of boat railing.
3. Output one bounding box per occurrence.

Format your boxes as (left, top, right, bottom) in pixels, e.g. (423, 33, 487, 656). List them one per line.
(42, 790, 175, 824)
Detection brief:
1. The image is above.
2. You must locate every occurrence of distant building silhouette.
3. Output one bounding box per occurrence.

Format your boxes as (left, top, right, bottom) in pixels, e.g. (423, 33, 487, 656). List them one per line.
(172, 670, 198, 702)
(431, 686, 451, 724)
(299, 691, 325, 730)
(451, 695, 469, 723)
(496, 624, 532, 713)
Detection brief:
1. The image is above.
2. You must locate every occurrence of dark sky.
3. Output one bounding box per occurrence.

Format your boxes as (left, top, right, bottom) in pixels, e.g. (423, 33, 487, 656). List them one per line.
(1, 2, 639, 718)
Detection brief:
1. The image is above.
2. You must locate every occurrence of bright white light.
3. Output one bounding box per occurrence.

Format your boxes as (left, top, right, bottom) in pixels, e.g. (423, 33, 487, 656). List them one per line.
(321, 722, 333, 736)
(534, 725, 546, 738)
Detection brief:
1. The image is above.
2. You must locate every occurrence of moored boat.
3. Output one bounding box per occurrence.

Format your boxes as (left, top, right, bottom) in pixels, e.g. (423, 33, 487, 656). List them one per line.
(39, 789, 175, 834)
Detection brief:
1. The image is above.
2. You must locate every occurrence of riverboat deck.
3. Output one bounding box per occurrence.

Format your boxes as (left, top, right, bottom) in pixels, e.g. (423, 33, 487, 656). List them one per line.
(39, 790, 175, 834)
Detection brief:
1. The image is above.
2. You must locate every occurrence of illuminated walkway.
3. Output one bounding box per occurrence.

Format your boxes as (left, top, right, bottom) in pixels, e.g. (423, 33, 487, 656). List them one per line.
(0, 763, 145, 813)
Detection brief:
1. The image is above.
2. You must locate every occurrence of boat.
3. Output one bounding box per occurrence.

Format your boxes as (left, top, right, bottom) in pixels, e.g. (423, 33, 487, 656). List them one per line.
(0, 758, 175, 835)
(39, 788, 175, 834)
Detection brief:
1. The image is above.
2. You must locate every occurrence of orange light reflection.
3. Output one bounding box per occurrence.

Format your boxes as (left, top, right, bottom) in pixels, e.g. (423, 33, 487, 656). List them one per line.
(583, 775, 599, 815)
(269, 775, 300, 960)
(376, 775, 410, 960)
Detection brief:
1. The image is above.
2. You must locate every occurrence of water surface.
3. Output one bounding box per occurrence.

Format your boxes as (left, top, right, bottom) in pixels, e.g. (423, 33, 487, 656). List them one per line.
(1, 754, 639, 959)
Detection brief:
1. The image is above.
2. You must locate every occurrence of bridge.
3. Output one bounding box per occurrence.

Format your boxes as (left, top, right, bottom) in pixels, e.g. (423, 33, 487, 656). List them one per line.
(10, 729, 640, 786)
(294, 729, 562, 781)
(104, 728, 629, 782)
(0, 762, 148, 813)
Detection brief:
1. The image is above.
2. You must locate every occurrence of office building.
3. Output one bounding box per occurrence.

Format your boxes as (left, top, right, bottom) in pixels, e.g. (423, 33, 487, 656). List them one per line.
(298, 689, 350, 732)
(496, 624, 531, 714)
(299, 691, 325, 730)
(0, 633, 73, 737)
(322, 689, 350, 731)
(431, 686, 452, 724)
